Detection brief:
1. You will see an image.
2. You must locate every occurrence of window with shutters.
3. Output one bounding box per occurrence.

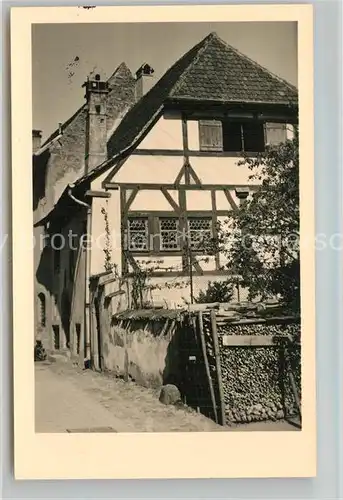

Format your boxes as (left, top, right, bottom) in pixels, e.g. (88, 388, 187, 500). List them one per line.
(199, 120, 274, 153)
(198, 120, 223, 151)
(265, 122, 287, 145)
(128, 218, 149, 251)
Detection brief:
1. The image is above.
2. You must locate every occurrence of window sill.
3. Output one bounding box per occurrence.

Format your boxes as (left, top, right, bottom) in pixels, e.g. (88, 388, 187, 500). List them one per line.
(128, 249, 215, 257)
(197, 150, 264, 157)
(132, 149, 265, 157)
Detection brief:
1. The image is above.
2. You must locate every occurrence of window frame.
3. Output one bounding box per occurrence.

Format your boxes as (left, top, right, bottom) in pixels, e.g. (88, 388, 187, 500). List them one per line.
(159, 217, 181, 252)
(199, 118, 267, 154)
(126, 215, 216, 256)
(186, 216, 213, 252)
(127, 217, 150, 252)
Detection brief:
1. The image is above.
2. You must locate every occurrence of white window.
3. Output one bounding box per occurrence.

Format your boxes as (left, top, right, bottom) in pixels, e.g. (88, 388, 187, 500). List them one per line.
(159, 218, 180, 251)
(265, 122, 287, 145)
(187, 218, 212, 250)
(128, 218, 149, 251)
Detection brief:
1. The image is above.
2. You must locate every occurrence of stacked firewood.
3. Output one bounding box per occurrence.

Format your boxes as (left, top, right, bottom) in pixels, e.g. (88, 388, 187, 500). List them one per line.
(218, 323, 301, 424)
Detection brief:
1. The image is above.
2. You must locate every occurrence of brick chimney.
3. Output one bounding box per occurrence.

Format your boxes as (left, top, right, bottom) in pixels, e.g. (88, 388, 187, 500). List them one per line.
(83, 73, 109, 173)
(135, 63, 155, 101)
(32, 130, 42, 153)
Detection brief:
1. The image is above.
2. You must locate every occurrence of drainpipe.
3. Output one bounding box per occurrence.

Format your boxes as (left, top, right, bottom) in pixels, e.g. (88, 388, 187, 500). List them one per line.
(67, 185, 92, 365)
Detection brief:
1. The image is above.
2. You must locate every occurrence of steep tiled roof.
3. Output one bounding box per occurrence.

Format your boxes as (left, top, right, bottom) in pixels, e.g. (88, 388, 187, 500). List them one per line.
(83, 32, 297, 185)
(170, 32, 298, 104)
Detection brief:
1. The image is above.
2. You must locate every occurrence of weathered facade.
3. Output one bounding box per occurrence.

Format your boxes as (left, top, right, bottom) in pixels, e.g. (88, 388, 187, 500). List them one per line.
(33, 32, 298, 364)
(33, 63, 136, 353)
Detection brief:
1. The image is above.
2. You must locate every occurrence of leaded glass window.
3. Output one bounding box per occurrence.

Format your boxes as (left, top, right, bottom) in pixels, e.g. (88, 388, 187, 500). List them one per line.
(159, 218, 180, 251)
(187, 218, 212, 250)
(128, 218, 149, 251)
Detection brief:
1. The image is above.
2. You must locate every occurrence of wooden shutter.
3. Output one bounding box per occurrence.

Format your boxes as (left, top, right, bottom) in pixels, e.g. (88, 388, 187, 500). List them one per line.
(265, 122, 287, 146)
(198, 120, 223, 151)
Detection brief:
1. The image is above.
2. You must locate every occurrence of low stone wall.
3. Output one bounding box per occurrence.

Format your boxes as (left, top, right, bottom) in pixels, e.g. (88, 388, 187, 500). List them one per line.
(218, 322, 301, 425)
(102, 311, 183, 389)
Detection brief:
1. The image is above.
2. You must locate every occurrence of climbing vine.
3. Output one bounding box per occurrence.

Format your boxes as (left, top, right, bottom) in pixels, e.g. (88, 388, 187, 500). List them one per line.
(130, 259, 190, 309)
(130, 257, 211, 309)
(101, 202, 118, 276)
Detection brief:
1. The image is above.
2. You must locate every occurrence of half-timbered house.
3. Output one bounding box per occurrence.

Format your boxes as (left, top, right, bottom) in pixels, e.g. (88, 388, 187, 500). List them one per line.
(34, 32, 298, 361)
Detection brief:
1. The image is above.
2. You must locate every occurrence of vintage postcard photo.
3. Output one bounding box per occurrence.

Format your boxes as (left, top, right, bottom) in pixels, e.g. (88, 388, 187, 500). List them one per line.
(12, 5, 315, 479)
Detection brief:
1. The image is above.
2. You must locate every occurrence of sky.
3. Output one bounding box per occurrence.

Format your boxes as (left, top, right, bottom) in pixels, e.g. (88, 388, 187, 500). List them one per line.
(32, 22, 298, 141)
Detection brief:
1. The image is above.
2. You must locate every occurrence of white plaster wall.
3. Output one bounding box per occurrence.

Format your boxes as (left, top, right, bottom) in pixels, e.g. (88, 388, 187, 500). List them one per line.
(113, 155, 183, 184)
(91, 170, 108, 190)
(187, 120, 200, 150)
(147, 274, 248, 307)
(132, 256, 183, 273)
(130, 189, 178, 211)
(217, 215, 235, 269)
(188, 156, 261, 185)
(137, 116, 183, 150)
(215, 189, 240, 210)
(89, 186, 122, 276)
(185, 190, 212, 210)
(193, 255, 217, 272)
(286, 124, 295, 140)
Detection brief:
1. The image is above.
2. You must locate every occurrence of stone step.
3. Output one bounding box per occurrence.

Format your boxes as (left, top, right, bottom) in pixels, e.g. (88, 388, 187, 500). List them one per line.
(47, 352, 70, 364)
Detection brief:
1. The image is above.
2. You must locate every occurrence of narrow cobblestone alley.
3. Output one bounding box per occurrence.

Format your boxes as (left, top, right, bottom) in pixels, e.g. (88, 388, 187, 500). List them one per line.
(35, 361, 224, 433)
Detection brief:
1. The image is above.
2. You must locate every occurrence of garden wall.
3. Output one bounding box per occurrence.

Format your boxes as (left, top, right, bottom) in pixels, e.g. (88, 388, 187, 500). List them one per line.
(102, 310, 184, 389)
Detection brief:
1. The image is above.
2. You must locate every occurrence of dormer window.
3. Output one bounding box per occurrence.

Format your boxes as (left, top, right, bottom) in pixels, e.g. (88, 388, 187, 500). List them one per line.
(199, 119, 267, 153)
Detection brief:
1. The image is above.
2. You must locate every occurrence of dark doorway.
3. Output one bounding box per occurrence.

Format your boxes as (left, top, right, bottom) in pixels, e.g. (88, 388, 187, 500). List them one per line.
(37, 293, 46, 327)
(52, 325, 60, 350)
(61, 289, 71, 348)
(75, 323, 81, 355)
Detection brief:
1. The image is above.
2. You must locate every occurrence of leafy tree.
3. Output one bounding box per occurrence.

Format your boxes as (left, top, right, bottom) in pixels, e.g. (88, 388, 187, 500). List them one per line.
(195, 279, 234, 304)
(219, 131, 300, 312)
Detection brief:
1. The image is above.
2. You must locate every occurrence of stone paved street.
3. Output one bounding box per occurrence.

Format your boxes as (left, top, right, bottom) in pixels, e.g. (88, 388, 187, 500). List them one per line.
(35, 361, 299, 433)
(35, 361, 223, 433)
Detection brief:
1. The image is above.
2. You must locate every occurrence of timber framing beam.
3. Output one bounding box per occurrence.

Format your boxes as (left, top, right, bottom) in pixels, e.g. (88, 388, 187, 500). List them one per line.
(131, 149, 279, 157)
(160, 187, 181, 214)
(211, 190, 220, 270)
(127, 210, 230, 217)
(123, 269, 229, 278)
(123, 187, 139, 213)
(104, 182, 259, 191)
(85, 190, 111, 199)
(224, 189, 239, 211)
